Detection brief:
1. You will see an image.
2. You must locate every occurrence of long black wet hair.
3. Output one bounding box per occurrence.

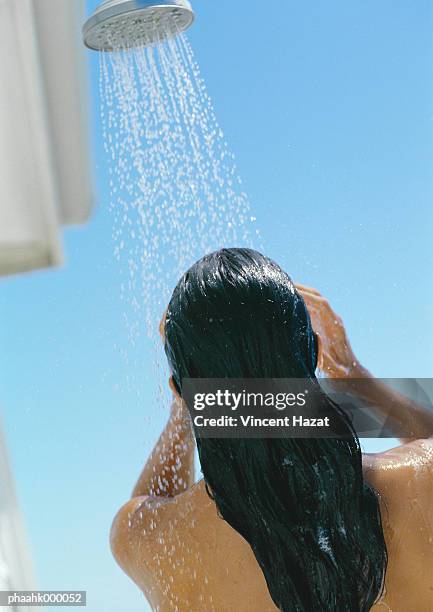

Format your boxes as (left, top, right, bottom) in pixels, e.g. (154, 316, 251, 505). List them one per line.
(164, 248, 387, 612)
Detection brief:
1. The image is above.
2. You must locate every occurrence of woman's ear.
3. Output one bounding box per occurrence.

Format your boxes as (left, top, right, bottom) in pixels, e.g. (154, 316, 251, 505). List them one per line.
(168, 376, 182, 403)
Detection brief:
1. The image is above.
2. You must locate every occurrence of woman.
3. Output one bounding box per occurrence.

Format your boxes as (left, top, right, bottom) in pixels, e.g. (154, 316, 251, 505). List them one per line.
(111, 248, 433, 611)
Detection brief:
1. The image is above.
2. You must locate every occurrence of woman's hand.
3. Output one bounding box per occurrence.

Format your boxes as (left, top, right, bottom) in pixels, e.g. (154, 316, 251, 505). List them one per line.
(295, 284, 369, 379)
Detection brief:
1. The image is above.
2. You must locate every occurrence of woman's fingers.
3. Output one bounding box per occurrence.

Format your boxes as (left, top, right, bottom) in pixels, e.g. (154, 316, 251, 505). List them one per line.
(299, 293, 330, 319)
(300, 294, 345, 341)
(296, 287, 346, 354)
(159, 308, 168, 339)
(298, 290, 328, 307)
(297, 291, 322, 315)
(301, 303, 324, 334)
(295, 283, 321, 296)
(296, 286, 325, 305)
(298, 289, 339, 318)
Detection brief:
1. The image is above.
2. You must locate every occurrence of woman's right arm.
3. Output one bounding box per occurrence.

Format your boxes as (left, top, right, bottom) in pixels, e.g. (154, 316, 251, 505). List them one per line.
(296, 283, 433, 445)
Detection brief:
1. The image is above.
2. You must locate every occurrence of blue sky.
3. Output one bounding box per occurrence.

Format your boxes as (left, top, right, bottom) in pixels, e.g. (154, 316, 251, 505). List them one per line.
(1, 1, 432, 611)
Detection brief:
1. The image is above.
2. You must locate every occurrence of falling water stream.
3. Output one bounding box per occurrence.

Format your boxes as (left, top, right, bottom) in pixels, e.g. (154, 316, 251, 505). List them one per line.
(100, 32, 260, 346)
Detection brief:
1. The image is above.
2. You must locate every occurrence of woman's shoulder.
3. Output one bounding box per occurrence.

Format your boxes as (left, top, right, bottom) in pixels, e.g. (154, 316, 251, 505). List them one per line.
(362, 438, 433, 473)
(110, 479, 223, 606)
(110, 479, 213, 580)
(362, 438, 433, 509)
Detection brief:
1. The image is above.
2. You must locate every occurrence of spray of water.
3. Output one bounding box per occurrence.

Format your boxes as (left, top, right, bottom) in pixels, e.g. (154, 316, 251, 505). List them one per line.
(100, 32, 260, 347)
(100, 31, 260, 609)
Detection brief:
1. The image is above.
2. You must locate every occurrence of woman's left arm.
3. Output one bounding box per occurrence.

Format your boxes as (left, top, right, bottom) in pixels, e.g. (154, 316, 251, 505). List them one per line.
(110, 399, 195, 589)
(110, 313, 195, 582)
(131, 398, 195, 499)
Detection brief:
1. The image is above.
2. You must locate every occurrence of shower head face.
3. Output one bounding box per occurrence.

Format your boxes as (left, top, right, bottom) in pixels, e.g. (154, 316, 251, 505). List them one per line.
(83, 0, 195, 51)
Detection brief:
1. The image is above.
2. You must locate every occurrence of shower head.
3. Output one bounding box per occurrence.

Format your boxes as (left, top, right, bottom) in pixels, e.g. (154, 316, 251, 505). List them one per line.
(83, 0, 195, 51)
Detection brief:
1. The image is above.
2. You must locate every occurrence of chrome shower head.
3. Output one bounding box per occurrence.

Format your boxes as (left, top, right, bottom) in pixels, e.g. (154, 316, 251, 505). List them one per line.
(83, 0, 195, 51)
